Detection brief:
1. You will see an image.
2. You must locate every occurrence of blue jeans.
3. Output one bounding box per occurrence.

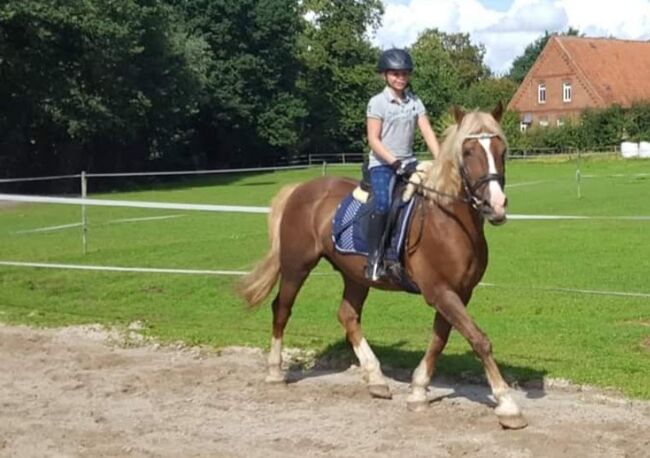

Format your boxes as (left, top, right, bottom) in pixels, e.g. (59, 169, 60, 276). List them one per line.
(369, 165, 396, 214)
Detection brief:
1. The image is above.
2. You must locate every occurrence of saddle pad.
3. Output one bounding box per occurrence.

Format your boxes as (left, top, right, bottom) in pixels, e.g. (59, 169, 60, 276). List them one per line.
(331, 194, 416, 263)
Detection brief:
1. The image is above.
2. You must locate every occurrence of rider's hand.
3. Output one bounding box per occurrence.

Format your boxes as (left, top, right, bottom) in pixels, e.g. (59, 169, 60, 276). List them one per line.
(390, 159, 403, 174)
(391, 160, 417, 176)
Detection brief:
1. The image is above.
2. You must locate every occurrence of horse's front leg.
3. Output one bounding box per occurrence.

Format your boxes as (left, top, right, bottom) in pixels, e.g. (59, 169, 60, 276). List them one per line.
(407, 312, 451, 411)
(423, 288, 528, 429)
(337, 279, 392, 399)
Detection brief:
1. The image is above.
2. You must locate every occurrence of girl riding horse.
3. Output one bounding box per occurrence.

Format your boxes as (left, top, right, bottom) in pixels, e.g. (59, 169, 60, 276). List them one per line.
(237, 103, 526, 430)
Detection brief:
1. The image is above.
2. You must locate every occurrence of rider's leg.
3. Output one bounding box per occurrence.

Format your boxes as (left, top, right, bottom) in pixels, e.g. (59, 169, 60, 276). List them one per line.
(365, 165, 395, 281)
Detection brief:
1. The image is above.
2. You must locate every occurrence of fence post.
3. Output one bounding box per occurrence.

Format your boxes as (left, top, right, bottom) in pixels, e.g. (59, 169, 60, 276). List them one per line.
(575, 150, 582, 199)
(81, 171, 88, 254)
(322, 161, 327, 176)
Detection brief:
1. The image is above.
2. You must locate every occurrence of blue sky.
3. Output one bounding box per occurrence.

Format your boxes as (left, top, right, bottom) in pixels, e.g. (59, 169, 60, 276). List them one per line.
(479, 0, 515, 11)
(391, 0, 514, 10)
(376, 0, 650, 74)
(391, 0, 514, 9)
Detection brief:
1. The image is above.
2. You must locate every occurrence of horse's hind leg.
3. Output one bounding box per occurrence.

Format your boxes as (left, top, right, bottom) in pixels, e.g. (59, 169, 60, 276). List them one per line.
(337, 278, 392, 399)
(266, 267, 313, 383)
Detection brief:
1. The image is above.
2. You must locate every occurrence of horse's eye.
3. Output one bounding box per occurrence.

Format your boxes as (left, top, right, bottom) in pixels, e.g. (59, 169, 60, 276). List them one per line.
(462, 149, 472, 157)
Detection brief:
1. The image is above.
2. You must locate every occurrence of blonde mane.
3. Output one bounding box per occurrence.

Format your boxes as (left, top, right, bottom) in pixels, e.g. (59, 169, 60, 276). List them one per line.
(421, 110, 506, 204)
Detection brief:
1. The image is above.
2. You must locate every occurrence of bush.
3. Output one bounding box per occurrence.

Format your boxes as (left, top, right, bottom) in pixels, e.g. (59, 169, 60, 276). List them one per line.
(509, 103, 650, 151)
(626, 102, 650, 142)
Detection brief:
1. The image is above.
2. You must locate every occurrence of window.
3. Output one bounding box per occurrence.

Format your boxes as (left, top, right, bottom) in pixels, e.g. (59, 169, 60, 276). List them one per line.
(539, 117, 549, 128)
(538, 83, 546, 104)
(563, 82, 572, 102)
(556, 118, 565, 127)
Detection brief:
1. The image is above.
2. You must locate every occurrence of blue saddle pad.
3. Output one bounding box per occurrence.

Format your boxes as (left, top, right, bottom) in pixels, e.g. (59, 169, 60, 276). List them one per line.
(331, 194, 417, 263)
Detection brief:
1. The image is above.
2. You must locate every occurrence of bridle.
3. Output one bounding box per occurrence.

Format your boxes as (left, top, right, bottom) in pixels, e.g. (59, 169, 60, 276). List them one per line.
(459, 133, 506, 212)
(409, 132, 506, 213)
(407, 131, 507, 253)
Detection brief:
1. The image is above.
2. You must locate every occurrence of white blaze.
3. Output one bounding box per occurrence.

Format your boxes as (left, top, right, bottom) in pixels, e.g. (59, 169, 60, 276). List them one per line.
(477, 137, 506, 213)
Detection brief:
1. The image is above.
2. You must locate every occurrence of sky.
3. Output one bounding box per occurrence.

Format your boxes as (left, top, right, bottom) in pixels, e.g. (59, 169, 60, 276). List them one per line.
(375, 0, 650, 74)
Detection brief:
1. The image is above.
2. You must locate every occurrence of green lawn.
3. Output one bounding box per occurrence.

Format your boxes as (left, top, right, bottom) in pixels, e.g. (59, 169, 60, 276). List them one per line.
(1, 156, 649, 398)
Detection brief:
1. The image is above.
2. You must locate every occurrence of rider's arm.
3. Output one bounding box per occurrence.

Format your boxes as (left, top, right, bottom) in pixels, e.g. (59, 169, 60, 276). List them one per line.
(417, 114, 441, 159)
(367, 118, 399, 165)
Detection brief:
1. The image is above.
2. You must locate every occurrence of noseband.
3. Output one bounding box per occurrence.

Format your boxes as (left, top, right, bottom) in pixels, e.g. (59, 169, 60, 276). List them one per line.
(460, 133, 505, 212)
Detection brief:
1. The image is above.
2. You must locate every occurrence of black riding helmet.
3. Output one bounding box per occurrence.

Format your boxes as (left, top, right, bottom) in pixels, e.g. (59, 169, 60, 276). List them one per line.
(377, 48, 414, 72)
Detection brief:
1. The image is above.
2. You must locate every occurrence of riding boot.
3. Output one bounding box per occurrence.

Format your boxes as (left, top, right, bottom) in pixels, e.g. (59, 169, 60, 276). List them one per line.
(364, 211, 388, 281)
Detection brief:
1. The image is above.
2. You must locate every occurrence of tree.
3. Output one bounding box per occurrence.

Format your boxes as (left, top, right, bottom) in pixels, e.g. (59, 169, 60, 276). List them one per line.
(0, 0, 206, 181)
(170, 0, 306, 166)
(409, 29, 462, 123)
(435, 29, 490, 88)
(298, 0, 384, 155)
(462, 77, 518, 111)
(508, 28, 581, 84)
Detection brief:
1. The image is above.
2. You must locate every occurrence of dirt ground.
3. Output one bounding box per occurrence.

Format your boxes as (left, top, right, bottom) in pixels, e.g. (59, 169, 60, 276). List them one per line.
(1, 323, 649, 458)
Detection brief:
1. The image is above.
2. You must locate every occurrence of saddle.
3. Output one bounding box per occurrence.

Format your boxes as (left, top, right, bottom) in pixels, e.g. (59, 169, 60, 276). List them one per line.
(331, 161, 433, 293)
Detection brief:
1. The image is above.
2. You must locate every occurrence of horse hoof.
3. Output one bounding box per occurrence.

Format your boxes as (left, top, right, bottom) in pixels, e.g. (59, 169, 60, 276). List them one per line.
(265, 372, 286, 384)
(406, 399, 428, 412)
(368, 384, 392, 399)
(498, 414, 528, 430)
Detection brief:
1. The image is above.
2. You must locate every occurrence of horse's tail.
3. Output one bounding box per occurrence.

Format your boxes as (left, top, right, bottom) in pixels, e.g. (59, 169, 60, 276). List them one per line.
(237, 183, 299, 308)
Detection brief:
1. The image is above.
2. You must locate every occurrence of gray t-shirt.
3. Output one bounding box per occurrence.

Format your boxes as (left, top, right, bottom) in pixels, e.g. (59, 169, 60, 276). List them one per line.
(366, 86, 426, 168)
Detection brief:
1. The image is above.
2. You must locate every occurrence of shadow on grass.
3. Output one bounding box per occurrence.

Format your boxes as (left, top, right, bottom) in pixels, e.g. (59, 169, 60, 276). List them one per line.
(288, 338, 548, 403)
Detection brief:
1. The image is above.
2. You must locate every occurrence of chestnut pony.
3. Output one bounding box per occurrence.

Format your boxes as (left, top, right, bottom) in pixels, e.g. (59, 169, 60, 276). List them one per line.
(238, 104, 527, 429)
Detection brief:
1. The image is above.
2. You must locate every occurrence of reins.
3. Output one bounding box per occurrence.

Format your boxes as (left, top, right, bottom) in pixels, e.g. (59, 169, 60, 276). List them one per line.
(405, 132, 505, 213)
(402, 169, 495, 212)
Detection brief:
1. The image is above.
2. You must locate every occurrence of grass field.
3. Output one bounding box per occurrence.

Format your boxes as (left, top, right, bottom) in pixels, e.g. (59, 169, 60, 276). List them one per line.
(1, 155, 649, 398)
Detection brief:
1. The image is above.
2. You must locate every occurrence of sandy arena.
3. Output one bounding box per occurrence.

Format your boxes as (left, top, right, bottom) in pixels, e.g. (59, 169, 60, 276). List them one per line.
(1, 323, 649, 457)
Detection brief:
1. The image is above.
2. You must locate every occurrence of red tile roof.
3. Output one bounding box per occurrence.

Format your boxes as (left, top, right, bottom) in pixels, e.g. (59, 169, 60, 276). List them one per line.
(556, 36, 650, 106)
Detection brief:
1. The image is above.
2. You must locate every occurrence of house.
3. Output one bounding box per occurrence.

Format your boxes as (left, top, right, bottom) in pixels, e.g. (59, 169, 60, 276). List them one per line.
(508, 36, 650, 130)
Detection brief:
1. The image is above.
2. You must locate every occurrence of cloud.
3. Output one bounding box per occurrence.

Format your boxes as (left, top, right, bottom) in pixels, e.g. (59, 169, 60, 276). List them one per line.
(486, 0, 568, 32)
(375, 0, 498, 49)
(375, 0, 650, 74)
(562, 0, 650, 40)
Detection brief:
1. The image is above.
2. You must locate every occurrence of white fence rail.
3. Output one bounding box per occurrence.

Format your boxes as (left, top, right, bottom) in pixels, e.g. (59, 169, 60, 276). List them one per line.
(0, 194, 269, 214)
(1, 192, 648, 253)
(3, 193, 648, 219)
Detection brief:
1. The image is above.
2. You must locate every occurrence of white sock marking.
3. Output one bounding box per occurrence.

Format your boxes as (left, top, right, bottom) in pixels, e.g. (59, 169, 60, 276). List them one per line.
(353, 338, 386, 385)
(268, 337, 282, 367)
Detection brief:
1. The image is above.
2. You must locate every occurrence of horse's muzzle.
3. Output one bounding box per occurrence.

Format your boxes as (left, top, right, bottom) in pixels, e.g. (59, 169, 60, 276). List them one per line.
(488, 213, 507, 225)
(485, 197, 507, 225)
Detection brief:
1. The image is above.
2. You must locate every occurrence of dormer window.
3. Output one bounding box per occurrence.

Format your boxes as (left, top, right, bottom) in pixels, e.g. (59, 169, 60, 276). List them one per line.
(563, 82, 572, 102)
(538, 84, 546, 104)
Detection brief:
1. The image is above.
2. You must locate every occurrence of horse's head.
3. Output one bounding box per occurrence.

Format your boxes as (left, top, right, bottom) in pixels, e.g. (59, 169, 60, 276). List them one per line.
(453, 103, 508, 225)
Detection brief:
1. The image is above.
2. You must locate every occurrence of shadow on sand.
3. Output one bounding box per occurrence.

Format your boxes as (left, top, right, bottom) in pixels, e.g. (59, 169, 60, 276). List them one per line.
(286, 338, 547, 407)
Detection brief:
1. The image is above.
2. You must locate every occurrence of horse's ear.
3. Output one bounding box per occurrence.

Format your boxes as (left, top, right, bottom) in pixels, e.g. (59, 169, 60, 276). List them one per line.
(452, 106, 465, 125)
(491, 101, 504, 122)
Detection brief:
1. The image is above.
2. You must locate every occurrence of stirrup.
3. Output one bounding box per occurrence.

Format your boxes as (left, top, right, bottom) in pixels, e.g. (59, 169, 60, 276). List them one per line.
(364, 259, 386, 281)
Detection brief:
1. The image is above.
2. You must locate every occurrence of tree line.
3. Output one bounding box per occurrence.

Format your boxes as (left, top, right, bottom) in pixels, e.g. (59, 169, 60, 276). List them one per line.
(1, 0, 648, 187)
